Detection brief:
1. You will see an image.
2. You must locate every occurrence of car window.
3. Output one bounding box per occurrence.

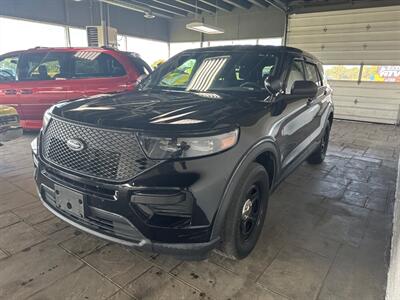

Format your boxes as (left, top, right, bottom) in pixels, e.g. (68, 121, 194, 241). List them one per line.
(18, 52, 70, 81)
(305, 62, 322, 86)
(218, 53, 276, 88)
(0, 55, 18, 82)
(159, 58, 197, 88)
(141, 51, 279, 93)
(72, 52, 126, 78)
(286, 60, 305, 94)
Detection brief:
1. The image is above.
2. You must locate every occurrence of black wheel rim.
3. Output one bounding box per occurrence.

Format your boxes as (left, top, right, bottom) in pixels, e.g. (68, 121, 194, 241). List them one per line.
(239, 184, 261, 241)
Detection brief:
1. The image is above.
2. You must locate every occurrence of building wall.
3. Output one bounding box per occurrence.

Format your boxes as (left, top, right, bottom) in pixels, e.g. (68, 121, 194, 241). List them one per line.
(168, 6, 285, 43)
(0, 0, 169, 41)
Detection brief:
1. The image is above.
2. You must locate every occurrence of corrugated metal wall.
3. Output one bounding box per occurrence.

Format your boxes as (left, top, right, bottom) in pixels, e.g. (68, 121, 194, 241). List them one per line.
(287, 5, 400, 124)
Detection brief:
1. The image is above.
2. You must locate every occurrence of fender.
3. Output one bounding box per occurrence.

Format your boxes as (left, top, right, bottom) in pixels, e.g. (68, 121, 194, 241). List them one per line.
(210, 138, 280, 240)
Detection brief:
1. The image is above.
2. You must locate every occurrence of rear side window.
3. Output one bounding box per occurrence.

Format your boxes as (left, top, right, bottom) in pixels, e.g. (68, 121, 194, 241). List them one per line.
(0, 55, 18, 82)
(18, 52, 70, 81)
(72, 52, 126, 78)
(304, 62, 322, 86)
(286, 60, 305, 94)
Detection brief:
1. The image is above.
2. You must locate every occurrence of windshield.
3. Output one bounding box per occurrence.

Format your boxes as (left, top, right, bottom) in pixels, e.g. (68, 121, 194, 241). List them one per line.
(140, 50, 279, 93)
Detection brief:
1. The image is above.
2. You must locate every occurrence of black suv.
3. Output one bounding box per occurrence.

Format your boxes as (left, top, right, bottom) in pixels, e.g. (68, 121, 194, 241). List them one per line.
(32, 46, 333, 260)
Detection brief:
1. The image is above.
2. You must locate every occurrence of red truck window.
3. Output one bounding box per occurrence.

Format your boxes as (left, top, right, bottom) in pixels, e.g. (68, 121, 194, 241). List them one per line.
(72, 51, 126, 78)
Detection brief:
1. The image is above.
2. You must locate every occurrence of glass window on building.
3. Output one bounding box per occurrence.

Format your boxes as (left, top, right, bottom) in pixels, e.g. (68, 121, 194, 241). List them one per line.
(0, 17, 66, 54)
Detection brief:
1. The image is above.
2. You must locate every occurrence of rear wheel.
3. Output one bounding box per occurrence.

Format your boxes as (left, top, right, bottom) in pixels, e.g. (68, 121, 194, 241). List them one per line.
(307, 123, 331, 164)
(220, 162, 269, 260)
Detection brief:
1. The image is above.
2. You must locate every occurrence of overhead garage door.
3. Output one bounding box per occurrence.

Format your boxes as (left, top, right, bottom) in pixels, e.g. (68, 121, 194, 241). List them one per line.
(287, 5, 400, 124)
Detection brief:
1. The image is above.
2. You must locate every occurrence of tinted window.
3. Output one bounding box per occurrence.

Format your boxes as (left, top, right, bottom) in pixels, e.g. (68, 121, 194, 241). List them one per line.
(305, 62, 322, 86)
(72, 51, 126, 78)
(286, 60, 305, 94)
(142, 51, 279, 93)
(18, 52, 70, 81)
(0, 55, 18, 82)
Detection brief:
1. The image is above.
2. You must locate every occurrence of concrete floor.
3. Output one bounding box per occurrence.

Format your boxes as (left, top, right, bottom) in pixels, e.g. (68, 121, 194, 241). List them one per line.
(0, 119, 397, 300)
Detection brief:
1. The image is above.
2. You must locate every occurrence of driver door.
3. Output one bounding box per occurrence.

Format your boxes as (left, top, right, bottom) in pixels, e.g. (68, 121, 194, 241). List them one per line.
(274, 57, 319, 169)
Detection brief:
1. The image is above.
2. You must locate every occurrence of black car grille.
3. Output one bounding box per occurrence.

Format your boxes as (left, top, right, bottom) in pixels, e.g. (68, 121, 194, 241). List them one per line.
(41, 118, 156, 182)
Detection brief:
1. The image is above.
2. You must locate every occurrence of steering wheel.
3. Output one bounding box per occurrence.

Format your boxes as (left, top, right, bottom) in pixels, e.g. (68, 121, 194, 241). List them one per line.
(239, 81, 261, 90)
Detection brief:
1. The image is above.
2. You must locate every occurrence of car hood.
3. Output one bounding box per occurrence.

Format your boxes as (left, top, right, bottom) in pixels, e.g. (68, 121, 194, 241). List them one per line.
(0, 105, 18, 116)
(52, 91, 268, 133)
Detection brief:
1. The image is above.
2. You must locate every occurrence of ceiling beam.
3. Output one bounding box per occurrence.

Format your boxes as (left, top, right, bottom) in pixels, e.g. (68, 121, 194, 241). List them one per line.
(132, 0, 188, 16)
(248, 0, 270, 8)
(198, 0, 234, 12)
(222, 0, 252, 9)
(174, 0, 218, 14)
(99, 0, 174, 18)
(152, 0, 203, 14)
(264, 0, 287, 11)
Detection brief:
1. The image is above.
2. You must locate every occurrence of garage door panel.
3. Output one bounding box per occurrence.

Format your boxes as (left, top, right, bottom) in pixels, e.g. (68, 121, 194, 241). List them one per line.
(335, 108, 398, 124)
(288, 21, 400, 36)
(334, 114, 397, 124)
(335, 105, 398, 118)
(291, 41, 400, 52)
(322, 59, 397, 65)
(334, 97, 399, 109)
(333, 89, 400, 103)
(287, 31, 398, 44)
(310, 50, 399, 63)
(289, 9, 400, 27)
(331, 87, 400, 100)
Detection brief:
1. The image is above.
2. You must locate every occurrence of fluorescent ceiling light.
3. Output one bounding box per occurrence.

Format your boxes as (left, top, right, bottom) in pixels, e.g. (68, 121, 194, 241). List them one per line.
(186, 22, 224, 35)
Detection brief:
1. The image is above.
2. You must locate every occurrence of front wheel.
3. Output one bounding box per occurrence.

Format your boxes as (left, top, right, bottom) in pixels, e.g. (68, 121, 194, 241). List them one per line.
(220, 162, 269, 260)
(307, 123, 331, 164)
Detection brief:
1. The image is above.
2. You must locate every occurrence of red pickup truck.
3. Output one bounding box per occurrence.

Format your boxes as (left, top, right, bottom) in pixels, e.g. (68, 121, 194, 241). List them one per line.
(0, 47, 151, 129)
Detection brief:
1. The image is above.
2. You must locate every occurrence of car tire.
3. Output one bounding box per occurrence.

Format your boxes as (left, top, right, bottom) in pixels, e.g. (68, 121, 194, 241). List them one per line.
(220, 162, 269, 260)
(307, 123, 331, 164)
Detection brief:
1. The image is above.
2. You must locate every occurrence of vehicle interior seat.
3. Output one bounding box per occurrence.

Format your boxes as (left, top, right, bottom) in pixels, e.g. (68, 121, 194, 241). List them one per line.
(38, 65, 51, 80)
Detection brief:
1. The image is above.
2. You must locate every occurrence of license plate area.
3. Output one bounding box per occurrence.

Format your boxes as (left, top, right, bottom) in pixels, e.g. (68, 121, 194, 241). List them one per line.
(54, 184, 85, 218)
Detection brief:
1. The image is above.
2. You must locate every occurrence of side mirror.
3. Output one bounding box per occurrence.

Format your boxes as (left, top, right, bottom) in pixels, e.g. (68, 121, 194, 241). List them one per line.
(291, 80, 318, 98)
(264, 77, 282, 95)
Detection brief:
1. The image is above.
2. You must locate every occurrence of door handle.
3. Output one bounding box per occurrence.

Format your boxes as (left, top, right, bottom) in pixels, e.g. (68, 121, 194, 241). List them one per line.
(20, 89, 33, 95)
(4, 89, 17, 95)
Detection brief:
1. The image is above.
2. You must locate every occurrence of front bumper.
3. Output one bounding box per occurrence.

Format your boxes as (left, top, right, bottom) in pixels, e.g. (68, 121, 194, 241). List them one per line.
(33, 152, 224, 259)
(37, 189, 219, 259)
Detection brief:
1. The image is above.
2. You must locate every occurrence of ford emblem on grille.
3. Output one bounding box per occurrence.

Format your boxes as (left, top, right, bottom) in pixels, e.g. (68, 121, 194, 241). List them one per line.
(66, 138, 85, 152)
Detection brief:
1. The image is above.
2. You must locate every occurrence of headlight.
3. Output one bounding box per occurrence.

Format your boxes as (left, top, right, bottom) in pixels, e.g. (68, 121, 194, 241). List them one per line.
(42, 108, 52, 130)
(138, 129, 239, 160)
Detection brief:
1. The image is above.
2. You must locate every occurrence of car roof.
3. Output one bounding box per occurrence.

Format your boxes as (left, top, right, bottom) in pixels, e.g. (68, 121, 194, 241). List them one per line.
(180, 45, 321, 64)
(0, 46, 124, 57)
